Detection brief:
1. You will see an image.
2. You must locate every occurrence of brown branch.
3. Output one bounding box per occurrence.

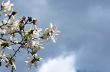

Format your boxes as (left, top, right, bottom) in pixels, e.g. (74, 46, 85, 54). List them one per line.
(12, 46, 21, 57)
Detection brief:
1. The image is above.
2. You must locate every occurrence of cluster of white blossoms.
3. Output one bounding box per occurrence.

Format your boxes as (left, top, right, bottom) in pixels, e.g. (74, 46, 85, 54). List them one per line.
(1, 0, 14, 16)
(0, 0, 60, 72)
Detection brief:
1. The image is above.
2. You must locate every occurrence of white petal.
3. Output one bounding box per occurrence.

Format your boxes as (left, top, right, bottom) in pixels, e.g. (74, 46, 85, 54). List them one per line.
(12, 62, 16, 70)
(51, 37, 56, 43)
(50, 22, 53, 28)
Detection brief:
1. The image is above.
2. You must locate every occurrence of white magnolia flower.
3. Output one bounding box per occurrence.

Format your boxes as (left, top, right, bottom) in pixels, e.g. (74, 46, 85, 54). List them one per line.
(0, 26, 9, 34)
(10, 20, 19, 31)
(0, 28, 8, 34)
(5, 60, 16, 70)
(1, 0, 14, 15)
(25, 54, 42, 68)
(7, 15, 16, 24)
(0, 51, 8, 62)
(43, 23, 60, 43)
(26, 40, 44, 53)
(32, 28, 42, 39)
(0, 51, 16, 70)
(32, 18, 38, 25)
(32, 41, 44, 52)
(0, 51, 6, 59)
(0, 20, 19, 34)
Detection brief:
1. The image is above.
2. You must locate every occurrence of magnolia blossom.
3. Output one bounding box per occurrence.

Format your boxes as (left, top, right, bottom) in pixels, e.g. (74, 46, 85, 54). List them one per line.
(32, 18, 38, 25)
(0, 20, 19, 35)
(0, 27, 9, 35)
(0, 51, 6, 60)
(1, 0, 14, 15)
(0, 51, 8, 62)
(7, 14, 16, 24)
(0, 51, 16, 70)
(5, 60, 16, 70)
(32, 40, 44, 49)
(32, 28, 42, 39)
(0, 24, 11, 34)
(43, 23, 60, 43)
(27, 40, 44, 53)
(10, 20, 19, 32)
(25, 54, 42, 68)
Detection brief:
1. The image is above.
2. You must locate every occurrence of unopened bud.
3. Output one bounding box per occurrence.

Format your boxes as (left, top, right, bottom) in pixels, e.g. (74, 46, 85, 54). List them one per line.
(12, 11, 16, 16)
(32, 19, 37, 24)
(28, 17, 32, 22)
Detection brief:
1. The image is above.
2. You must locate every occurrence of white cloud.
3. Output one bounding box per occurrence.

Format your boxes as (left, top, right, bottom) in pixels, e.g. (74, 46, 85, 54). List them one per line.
(38, 54, 76, 72)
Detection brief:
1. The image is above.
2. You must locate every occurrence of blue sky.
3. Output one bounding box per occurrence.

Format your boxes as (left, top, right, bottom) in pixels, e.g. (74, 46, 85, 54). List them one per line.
(1, 0, 110, 72)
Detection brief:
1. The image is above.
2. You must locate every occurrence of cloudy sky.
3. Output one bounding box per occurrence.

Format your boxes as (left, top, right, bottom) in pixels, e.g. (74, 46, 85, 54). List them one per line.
(1, 0, 110, 72)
